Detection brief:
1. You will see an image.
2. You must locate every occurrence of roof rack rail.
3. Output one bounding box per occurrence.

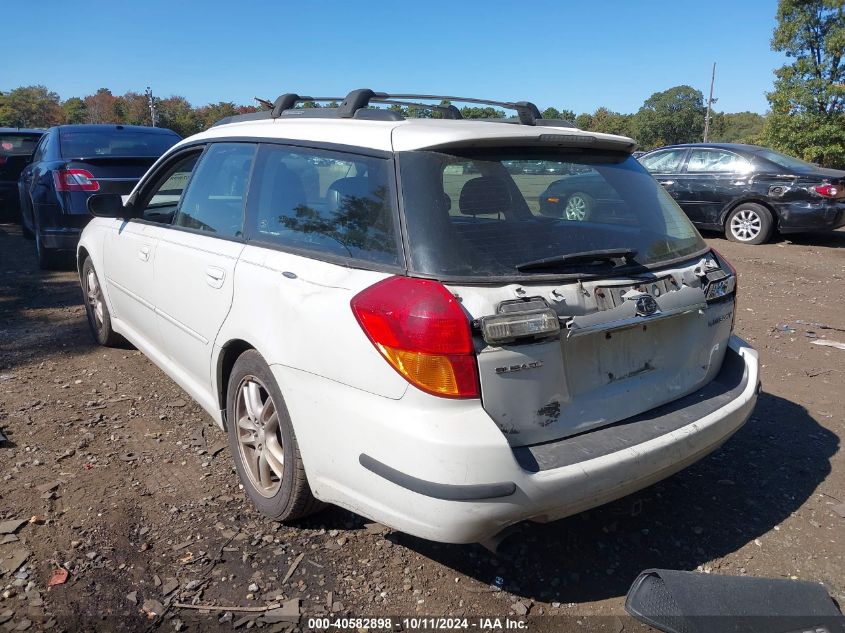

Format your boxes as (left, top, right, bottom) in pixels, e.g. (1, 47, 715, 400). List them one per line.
(213, 89, 561, 127)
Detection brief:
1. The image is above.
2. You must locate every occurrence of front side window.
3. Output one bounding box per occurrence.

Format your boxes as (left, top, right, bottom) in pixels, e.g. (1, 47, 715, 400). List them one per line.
(246, 145, 400, 266)
(640, 149, 687, 174)
(686, 149, 751, 173)
(399, 149, 706, 280)
(135, 151, 201, 223)
(174, 143, 256, 238)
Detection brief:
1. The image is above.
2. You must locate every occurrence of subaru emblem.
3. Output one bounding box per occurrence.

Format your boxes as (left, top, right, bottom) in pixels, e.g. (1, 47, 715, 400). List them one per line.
(635, 294, 659, 317)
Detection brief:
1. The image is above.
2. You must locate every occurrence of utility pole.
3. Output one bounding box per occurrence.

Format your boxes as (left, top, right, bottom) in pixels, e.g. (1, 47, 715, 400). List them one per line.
(703, 63, 716, 142)
(145, 86, 157, 127)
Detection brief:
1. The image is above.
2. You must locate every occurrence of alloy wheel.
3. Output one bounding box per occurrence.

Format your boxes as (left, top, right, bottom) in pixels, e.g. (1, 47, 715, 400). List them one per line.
(729, 208, 762, 241)
(86, 270, 105, 327)
(565, 195, 588, 221)
(235, 377, 285, 498)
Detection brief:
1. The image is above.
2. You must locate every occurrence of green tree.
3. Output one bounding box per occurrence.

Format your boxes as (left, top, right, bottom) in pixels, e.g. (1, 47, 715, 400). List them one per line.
(0, 85, 63, 127)
(62, 97, 87, 124)
(588, 107, 635, 137)
(196, 101, 239, 129)
(710, 111, 766, 143)
(635, 85, 706, 148)
(459, 106, 504, 119)
(762, 0, 845, 167)
(574, 113, 593, 129)
(157, 96, 202, 137)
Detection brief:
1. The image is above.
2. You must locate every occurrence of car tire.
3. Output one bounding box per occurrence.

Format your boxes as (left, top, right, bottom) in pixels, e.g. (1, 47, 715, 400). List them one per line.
(725, 203, 773, 245)
(226, 350, 324, 522)
(81, 256, 124, 347)
(564, 192, 594, 221)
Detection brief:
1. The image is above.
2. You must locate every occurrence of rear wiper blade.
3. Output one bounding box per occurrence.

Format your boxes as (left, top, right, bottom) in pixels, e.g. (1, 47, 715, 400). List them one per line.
(515, 248, 638, 272)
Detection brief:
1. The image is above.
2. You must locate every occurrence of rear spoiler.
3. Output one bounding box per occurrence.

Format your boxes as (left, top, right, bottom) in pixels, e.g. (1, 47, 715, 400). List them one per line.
(416, 133, 637, 155)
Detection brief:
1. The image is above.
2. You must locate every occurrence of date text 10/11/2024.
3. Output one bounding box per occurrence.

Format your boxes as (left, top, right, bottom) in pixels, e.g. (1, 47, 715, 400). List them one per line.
(306, 617, 529, 630)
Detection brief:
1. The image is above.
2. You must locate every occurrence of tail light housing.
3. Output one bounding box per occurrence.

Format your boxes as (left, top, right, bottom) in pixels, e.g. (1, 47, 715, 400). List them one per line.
(812, 184, 843, 199)
(350, 276, 479, 399)
(52, 169, 100, 192)
(710, 247, 738, 330)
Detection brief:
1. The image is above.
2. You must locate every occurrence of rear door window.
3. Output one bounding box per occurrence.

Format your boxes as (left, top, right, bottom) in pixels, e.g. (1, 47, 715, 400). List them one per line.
(245, 145, 400, 266)
(173, 143, 256, 238)
(686, 149, 752, 173)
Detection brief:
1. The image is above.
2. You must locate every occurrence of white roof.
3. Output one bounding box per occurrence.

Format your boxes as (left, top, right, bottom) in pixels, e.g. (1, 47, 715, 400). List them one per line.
(180, 117, 637, 154)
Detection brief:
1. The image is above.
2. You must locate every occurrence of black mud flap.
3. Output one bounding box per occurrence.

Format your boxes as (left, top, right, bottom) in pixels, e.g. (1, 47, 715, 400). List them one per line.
(625, 569, 845, 633)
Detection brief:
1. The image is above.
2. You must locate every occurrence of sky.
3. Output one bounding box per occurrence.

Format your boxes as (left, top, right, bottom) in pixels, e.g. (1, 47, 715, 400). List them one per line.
(3, 0, 786, 115)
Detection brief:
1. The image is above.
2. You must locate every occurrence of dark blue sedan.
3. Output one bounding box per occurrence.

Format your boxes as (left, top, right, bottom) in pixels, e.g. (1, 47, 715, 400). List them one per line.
(18, 124, 180, 268)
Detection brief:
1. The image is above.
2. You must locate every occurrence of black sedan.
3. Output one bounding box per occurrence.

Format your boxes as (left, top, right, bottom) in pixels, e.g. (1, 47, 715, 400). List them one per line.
(18, 124, 180, 268)
(638, 143, 845, 245)
(0, 127, 44, 221)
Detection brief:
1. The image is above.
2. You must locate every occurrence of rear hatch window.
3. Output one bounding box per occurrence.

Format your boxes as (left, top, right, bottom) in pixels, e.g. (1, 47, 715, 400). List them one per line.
(398, 149, 706, 281)
(59, 129, 180, 159)
(0, 133, 42, 180)
(0, 133, 41, 156)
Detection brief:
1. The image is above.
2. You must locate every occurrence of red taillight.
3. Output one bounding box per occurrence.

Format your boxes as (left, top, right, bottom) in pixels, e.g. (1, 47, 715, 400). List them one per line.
(813, 184, 843, 199)
(52, 169, 100, 192)
(350, 276, 479, 399)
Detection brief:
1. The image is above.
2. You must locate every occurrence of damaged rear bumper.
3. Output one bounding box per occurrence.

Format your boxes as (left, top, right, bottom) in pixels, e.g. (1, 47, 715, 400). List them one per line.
(274, 336, 759, 544)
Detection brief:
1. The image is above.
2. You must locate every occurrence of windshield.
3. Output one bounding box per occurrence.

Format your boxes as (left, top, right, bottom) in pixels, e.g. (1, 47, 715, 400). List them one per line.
(59, 129, 180, 158)
(398, 149, 706, 280)
(754, 148, 820, 172)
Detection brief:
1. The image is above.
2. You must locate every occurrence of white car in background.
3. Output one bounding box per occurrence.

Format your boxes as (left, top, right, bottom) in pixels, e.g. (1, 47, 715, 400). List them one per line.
(77, 90, 759, 544)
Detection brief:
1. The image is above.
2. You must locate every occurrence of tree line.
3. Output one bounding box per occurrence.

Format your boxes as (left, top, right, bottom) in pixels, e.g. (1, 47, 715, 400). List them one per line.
(1, 0, 841, 167)
(0, 83, 768, 147)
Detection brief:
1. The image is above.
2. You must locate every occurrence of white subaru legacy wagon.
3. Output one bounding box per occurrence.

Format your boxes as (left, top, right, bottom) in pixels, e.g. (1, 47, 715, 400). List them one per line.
(77, 90, 759, 544)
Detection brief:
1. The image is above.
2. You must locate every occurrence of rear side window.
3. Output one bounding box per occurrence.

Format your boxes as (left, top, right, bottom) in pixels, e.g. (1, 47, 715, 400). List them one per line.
(59, 129, 180, 158)
(246, 145, 400, 266)
(174, 143, 256, 238)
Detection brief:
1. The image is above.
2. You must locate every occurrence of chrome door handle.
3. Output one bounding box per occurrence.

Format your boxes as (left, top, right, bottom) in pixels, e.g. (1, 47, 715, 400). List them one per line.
(138, 246, 151, 262)
(205, 266, 225, 289)
(658, 180, 675, 186)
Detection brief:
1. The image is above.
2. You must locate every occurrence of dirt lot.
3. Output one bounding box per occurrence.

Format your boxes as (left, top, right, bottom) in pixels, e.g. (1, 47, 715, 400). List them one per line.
(1, 223, 844, 632)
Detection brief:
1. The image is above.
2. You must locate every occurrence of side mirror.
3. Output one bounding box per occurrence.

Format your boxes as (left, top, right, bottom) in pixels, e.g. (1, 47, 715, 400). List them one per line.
(87, 193, 132, 219)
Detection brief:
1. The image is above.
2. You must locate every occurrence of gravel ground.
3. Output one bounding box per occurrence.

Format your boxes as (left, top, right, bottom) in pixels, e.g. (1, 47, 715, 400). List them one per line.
(1, 223, 843, 632)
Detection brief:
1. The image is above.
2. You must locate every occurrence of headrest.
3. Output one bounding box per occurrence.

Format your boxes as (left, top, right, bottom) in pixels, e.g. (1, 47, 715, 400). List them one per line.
(458, 176, 512, 216)
(327, 176, 372, 211)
